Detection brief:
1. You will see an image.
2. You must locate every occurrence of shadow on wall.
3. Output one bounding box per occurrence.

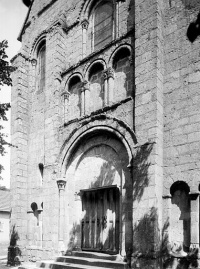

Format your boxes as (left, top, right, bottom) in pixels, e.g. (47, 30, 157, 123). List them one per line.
(132, 142, 154, 202)
(131, 207, 171, 268)
(9, 225, 20, 246)
(7, 225, 21, 266)
(131, 207, 198, 268)
(66, 142, 155, 255)
(67, 222, 81, 251)
(89, 161, 117, 188)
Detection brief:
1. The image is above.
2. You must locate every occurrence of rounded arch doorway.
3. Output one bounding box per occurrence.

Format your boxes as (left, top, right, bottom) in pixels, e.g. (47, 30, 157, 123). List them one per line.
(63, 131, 133, 255)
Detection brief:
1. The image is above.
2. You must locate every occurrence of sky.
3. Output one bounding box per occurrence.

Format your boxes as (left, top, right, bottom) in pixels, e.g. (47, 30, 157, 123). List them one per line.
(0, 0, 28, 188)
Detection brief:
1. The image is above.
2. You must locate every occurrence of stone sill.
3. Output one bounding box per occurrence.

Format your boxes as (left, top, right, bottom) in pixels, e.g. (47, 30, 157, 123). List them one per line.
(63, 96, 133, 128)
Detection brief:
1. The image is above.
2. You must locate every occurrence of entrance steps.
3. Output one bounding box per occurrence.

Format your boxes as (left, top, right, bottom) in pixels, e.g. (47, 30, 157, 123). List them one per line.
(19, 251, 127, 269)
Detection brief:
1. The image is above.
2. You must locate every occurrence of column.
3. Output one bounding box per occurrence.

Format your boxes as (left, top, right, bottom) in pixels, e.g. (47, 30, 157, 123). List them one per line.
(57, 179, 66, 254)
(82, 81, 90, 115)
(62, 91, 70, 123)
(189, 191, 200, 248)
(116, 1, 120, 38)
(103, 70, 108, 106)
(162, 194, 172, 244)
(107, 67, 114, 105)
(81, 87, 85, 116)
(80, 81, 88, 115)
(31, 58, 37, 92)
(81, 19, 89, 59)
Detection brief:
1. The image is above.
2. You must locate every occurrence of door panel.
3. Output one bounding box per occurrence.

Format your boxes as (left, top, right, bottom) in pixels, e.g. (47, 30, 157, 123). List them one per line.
(81, 187, 119, 254)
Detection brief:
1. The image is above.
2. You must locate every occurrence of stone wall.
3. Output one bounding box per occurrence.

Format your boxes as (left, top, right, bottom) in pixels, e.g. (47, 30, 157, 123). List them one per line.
(163, 0, 200, 258)
(10, 0, 200, 266)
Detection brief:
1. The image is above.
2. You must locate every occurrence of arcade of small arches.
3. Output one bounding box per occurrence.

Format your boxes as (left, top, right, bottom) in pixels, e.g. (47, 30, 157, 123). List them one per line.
(62, 45, 133, 121)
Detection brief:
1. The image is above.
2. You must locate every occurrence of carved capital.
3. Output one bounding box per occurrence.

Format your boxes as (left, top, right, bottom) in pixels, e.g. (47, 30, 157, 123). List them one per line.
(57, 179, 66, 191)
(61, 91, 70, 100)
(189, 191, 200, 200)
(162, 194, 172, 199)
(31, 58, 37, 66)
(103, 70, 108, 80)
(81, 19, 89, 30)
(128, 56, 134, 66)
(81, 80, 89, 91)
(107, 67, 114, 79)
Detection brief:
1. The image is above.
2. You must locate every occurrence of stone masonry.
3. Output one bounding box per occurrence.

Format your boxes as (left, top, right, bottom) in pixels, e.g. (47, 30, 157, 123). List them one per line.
(10, 0, 200, 268)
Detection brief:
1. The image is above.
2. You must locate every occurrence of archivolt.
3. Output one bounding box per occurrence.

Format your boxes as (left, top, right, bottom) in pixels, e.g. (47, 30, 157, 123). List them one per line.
(57, 115, 138, 177)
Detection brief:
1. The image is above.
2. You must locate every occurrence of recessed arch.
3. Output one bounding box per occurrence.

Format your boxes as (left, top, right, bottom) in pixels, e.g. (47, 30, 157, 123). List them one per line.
(58, 116, 137, 177)
(65, 73, 83, 120)
(109, 44, 132, 67)
(85, 59, 106, 81)
(169, 180, 191, 255)
(109, 44, 133, 101)
(79, 0, 115, 23)
(66, 73, 83, 89)
(170, 181, 190, 196)
(112, 47, 131, 69)
(88, 62, 104, 81)
(59, 115, 136, 255)
(31, 202, 38, 212)
(30, 32, 47, 58)
(68, 75, 82, 92)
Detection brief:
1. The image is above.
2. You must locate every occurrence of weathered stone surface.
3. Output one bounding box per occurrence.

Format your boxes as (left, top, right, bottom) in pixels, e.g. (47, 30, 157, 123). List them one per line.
(10, 0, 200, 267)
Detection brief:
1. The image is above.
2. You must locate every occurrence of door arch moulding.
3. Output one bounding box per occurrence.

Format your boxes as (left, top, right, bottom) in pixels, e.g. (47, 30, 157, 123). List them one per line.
(58, 115, 138, 177)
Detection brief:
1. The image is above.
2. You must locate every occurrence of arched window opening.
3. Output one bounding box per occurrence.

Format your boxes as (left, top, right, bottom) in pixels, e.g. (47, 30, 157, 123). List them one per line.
(88, 62, 104, 81)
(88, 63, 104, 112)
(112, 47, 132, 102)
(88, 1, 114, 52)
(37, 41, 46, 92)
(170, 181, 190, 255)
(67, 76, 82, 120)
(31, 202, 38, 212)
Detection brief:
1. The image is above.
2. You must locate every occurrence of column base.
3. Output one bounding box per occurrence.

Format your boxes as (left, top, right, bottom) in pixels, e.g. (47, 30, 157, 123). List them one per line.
(58, 241, 65, 255)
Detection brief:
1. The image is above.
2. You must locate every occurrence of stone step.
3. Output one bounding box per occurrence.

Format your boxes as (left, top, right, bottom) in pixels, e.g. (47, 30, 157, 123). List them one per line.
(36, 260, 126, 269)
(67, 251, 121, 261)
(18, 263, 38, 269)
(54, 255, 126, 268)
(19, 251, 127, 269)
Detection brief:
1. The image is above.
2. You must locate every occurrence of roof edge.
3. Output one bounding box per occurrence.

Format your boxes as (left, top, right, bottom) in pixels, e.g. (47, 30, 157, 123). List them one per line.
(18, 1, 34, 42)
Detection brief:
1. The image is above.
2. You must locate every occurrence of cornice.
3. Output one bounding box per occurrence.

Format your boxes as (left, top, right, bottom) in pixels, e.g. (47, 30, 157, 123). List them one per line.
(61, 28, 134, 78)
(10, 52, 30, 64)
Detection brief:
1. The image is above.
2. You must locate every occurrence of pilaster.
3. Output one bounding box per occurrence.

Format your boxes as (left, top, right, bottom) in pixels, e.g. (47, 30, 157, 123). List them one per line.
(134, 0, 164, 256)
(10, 53, 29, 249)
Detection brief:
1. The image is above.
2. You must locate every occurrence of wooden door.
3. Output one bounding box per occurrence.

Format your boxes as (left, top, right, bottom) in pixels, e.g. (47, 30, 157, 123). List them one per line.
(81, 187, 119, 254)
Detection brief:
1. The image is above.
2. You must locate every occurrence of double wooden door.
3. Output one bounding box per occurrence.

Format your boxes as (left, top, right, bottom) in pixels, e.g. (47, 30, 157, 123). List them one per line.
(81, 186, 120, 254)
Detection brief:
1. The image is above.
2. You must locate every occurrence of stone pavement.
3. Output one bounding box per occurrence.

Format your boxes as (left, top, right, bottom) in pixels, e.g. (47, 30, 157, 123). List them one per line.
(0, 256, 19, 269)
(0, 256, 8, 269)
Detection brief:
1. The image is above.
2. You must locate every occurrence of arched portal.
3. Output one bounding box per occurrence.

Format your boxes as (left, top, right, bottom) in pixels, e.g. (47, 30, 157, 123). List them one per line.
(62, 130, 133, 255)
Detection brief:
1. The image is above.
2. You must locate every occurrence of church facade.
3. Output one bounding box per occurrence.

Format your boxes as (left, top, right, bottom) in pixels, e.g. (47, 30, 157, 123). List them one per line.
(11, 0, 200, 267)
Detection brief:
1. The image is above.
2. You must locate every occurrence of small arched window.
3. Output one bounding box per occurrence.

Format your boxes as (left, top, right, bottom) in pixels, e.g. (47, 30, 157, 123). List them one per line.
(37, 41, 46, 92)
(67, 75, 82, 120)
(112, 47, 132, 102)
(89, 1, 114, 51)
(88, 62, 104, 112)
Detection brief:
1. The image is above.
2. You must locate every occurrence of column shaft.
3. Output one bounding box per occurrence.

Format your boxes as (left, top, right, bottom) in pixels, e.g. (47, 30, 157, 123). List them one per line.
(59, 189, 65, 241)
(107, 68, 114, 105)
(190, 192, 200, 247)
